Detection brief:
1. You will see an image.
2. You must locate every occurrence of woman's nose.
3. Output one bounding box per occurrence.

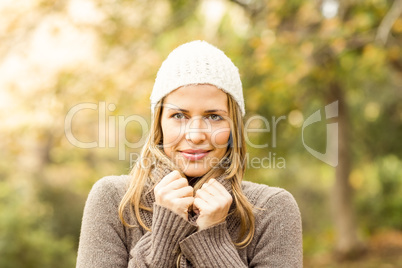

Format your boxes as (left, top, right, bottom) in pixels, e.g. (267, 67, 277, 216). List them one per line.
(185, 117, 209, 144)
(185, 131, 206, 144)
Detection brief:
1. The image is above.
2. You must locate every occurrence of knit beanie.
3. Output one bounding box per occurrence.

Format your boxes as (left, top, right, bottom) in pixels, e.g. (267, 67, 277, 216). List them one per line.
(150, 40, 245, 116)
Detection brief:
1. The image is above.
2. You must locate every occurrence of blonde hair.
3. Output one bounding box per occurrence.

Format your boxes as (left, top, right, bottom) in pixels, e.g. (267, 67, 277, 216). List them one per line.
(118, 92, 255, 248)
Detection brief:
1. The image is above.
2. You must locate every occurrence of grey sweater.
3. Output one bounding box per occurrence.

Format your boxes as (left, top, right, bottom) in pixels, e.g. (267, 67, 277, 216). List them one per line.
(76, 165, 303, 267)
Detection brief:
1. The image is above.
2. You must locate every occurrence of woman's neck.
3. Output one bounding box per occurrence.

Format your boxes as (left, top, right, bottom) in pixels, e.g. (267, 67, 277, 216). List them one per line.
(186, 169, 225, 187)
(186, 176, 201, 187)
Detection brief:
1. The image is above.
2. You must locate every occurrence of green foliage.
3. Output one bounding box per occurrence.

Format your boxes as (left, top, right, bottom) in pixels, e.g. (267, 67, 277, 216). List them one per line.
(358, 155, 402, 231)
(0, 182, 76, 268)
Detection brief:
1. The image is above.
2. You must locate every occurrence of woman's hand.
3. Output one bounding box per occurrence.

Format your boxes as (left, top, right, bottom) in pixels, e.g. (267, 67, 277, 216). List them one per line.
(154, 170, 195, 220)
(193, 179, 233, 230)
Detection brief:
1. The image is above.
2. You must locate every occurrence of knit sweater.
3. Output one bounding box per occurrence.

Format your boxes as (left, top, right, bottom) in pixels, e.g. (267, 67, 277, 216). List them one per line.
(76, 165, 303, 267)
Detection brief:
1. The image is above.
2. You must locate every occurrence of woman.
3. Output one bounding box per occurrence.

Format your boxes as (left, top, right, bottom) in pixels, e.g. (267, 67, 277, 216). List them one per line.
(77, 40, 302, 267)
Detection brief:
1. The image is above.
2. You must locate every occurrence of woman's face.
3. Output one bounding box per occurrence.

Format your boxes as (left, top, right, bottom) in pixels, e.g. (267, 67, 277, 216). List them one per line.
(161, 84, 231, 178)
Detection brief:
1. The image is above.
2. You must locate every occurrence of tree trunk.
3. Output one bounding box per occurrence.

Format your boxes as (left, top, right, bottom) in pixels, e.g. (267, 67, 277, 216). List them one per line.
(329, 82, 365, 259)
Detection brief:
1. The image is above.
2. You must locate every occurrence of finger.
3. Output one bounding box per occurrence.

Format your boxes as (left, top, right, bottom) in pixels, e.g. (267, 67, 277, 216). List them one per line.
(198, 181, 233, 208)
(205, 179, 231, 198)
(200, 179, 213, 191)
(166, 177, 190, 191)
(195, 188, 213, 203)
(201, 178, 219, 191)
(200, 180, 219, 196)
(193, 197, 209, 212)
(159, 184, 192, 204)
(172, 186, 194, 198)
(180, 196, 195, 207)
(155, 170, 181, 189)
(207, 178, 216, 185)
(178, 197, 195, 215)
(193, 208, 200, 215)
(173, 197, 194, 219)
(203, 178, 215, 187)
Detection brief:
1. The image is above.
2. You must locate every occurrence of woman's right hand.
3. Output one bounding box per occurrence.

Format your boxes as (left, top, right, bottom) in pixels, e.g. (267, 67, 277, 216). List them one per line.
(154, 170, 194, 220)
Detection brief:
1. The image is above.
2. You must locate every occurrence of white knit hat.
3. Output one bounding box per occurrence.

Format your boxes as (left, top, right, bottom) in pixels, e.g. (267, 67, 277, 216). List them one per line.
(150, 40, 245, 116)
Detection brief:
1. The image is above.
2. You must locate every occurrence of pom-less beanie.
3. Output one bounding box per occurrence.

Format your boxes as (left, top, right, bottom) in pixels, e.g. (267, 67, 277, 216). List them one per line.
(150, 40, 245, 116)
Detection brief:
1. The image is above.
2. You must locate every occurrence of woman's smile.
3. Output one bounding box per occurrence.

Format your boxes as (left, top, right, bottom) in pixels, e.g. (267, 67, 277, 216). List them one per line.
(179, 149, 212, 161)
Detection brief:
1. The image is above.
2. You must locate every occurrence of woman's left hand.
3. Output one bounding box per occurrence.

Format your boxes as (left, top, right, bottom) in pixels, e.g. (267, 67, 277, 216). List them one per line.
(193, 179, 233, 230)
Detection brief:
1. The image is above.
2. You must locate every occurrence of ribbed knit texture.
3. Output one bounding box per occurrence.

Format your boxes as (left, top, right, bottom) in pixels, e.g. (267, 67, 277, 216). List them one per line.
(150, 40, 245, 116)
(131, 204, 197, 267)
(179, 222, 245, 267)
(76, 165, 303, 267)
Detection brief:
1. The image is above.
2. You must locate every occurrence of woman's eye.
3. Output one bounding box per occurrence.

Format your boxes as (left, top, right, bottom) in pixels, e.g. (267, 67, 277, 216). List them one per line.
(172, 113, 185, 119)
(208, 114, 223, 121)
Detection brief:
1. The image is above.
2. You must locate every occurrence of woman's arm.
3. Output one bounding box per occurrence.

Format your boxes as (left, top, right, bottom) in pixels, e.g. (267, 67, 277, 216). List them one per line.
(178, 188, 302, 267)
(179, 179, 247, 267)
(128, 204, 197, 267)
(77, 176, 197, 268)
(76, 176, 130, 268)
(248, 189, 303, 267)
(127, 170, 198, 267)
(179, 222, 248, 267)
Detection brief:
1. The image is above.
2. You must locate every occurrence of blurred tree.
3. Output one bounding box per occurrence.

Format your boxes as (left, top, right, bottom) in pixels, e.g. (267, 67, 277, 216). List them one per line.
(230, 0, 402, 259)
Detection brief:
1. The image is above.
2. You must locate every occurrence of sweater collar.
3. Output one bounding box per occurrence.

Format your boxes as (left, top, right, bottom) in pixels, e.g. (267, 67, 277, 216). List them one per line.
(142, 162, 232, 207)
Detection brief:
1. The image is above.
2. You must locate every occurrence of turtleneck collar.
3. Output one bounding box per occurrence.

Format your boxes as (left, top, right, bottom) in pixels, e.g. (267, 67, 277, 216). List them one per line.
(141, 162, 233, 207)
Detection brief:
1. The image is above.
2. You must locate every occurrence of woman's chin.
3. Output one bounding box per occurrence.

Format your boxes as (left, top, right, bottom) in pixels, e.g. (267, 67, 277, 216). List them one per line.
(181, 165, 211, 178)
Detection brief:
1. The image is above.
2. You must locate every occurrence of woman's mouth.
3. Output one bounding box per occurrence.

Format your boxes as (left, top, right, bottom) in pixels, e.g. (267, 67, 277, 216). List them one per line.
(180, 149, 211, 161)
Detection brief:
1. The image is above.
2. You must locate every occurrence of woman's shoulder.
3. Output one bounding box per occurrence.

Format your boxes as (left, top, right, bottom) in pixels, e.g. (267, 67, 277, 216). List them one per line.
(241, 180, 299, 209)
(88, 175, 131, 202)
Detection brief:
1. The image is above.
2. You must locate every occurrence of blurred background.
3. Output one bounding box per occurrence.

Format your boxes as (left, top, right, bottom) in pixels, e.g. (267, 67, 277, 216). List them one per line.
(1, 0, 402, 267)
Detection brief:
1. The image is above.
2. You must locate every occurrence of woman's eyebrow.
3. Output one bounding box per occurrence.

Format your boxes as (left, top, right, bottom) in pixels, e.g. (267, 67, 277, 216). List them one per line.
(167, 108, 189, 112)
(205, 109, 228, 114)
(168, 107, 228, 114)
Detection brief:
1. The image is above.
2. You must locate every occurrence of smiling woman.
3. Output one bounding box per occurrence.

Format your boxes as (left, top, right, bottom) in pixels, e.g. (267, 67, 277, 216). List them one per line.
(77, 40, 303, 267)
(161, 84, 231, 178)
